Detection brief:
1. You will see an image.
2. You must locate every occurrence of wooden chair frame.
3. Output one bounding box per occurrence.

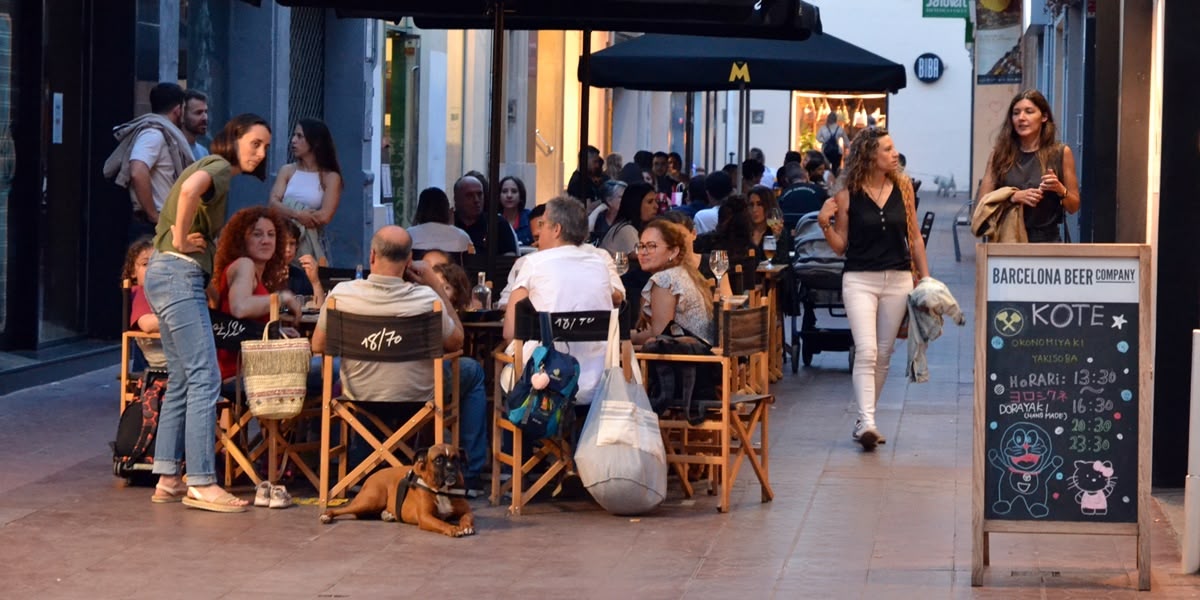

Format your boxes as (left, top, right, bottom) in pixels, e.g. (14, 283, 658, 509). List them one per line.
(119, 279, 162, 413)
(490, 302, 633, 515)
(635, 298, 775, 513)
(318, 297, 461, 508)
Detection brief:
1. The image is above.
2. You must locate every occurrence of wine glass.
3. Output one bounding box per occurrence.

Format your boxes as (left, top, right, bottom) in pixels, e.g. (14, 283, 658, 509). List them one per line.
(614, 251, 629, 276)
(709, 250, 729, 298)
(762, 235, 777, 266)
(767, 207, 785, 235)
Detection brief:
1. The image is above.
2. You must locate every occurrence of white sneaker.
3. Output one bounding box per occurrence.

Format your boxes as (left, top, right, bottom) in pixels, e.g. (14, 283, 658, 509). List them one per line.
(853, 421, 880, 451)
(852, 420, 887, 445)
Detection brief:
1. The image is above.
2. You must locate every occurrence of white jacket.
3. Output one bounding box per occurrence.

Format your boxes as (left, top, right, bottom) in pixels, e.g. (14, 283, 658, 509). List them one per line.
(906, 277, 966, 383)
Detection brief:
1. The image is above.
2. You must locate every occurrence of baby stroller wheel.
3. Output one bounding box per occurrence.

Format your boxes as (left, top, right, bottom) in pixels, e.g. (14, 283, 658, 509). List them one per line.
(790, 340, 801, 373)
(802, 343, 814, 367)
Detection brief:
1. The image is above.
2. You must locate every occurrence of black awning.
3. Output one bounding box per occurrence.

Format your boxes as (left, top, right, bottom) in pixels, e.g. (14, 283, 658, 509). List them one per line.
(584, 31, 906, 93)
(274, 0, 821, 40)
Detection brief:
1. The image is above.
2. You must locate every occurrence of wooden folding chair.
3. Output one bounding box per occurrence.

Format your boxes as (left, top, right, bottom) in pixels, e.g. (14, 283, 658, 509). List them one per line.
(490, 300, 633, 515)
(318, 297, 461, 507)
(209, 307, 273, 487)
(120, 278, 161, 412)
(636, 297, 775, 513)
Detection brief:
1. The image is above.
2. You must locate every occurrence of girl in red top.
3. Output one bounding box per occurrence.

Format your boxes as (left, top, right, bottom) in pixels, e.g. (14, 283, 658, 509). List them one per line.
(211, 206, 300, 380)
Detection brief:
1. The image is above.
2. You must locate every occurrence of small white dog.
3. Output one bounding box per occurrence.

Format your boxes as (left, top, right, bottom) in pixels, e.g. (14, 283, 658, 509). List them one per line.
(933, 174, 957, 197)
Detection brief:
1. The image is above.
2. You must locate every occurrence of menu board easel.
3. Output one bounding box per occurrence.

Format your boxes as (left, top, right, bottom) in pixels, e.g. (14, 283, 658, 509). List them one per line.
(973, 244, 1152, 590)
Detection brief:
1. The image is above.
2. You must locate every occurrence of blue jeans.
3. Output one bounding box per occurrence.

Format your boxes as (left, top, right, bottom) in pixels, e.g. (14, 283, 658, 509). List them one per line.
(457, 357, 488, 480)
(142, 253, 221, 486)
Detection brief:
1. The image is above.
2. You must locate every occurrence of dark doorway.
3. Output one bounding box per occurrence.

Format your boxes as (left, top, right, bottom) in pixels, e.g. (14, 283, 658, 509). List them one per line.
(39, 0, 86, 344)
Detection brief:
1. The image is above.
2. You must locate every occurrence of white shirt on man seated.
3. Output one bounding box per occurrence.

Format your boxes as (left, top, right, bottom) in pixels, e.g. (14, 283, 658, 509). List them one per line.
(408, 222, 472, 253)
(508, 244, 624, 404)
(694, 206, 719, 235)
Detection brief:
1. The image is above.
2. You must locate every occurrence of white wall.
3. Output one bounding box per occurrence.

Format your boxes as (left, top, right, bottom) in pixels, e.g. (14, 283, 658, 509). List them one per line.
(787, 0, 972, 185)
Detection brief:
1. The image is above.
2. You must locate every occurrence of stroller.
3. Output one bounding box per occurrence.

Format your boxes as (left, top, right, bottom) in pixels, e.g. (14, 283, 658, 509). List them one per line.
(785, 209, 937, 372)
(787, 212, 854, 372)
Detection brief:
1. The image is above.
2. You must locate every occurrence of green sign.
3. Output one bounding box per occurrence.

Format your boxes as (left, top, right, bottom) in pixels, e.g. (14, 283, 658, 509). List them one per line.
(924, 0, 970, 18)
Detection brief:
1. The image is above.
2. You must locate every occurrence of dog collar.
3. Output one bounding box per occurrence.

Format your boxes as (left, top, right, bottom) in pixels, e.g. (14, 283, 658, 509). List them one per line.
(411, 473, 470, 498)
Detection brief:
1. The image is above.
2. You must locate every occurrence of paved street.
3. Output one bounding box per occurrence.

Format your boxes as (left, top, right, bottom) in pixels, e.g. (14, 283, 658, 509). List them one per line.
(0, 193, 1197, 599)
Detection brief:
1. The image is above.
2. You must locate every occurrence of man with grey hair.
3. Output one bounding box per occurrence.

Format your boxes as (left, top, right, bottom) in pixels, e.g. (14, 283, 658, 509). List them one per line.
(453, 174, 518, 256)
(503, 196, 625, 405)
(312, 225, 490, 494)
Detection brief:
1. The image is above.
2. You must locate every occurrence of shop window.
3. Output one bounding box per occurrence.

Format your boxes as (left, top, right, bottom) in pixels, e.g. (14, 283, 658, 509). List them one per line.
(791, 91, 889, 153)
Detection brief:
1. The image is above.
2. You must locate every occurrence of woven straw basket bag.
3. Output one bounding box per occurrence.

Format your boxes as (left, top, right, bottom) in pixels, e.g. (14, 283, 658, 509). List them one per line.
(240, 323, 312, 420)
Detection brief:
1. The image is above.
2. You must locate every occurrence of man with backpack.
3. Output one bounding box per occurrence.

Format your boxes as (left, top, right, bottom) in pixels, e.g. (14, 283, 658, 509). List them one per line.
(817, 113, 849, 177)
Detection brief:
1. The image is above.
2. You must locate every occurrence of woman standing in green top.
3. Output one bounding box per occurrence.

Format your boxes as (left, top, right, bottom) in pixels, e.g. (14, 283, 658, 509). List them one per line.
(142, 114, 271, 512)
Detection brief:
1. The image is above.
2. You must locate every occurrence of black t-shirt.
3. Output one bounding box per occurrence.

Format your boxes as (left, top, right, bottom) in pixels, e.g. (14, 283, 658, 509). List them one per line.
(844, 187, 911, 273)
(567, 171, 609, 204)
(455, 214, 518, 255)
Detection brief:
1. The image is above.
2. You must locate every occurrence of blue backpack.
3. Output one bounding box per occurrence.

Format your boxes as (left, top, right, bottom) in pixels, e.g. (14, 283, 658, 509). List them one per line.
(505, 312, 581, 439)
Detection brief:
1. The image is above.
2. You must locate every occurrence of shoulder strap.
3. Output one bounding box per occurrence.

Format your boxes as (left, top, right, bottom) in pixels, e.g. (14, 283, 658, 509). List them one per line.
(539, 311, 555, 349)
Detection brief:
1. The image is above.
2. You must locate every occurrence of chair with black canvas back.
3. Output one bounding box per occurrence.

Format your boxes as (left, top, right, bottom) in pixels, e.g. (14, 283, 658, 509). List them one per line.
(208, 305, 270, 487)
(318, 297, 461, 507)
(490, 299, 634, 515)
(635, 297, 774, 513)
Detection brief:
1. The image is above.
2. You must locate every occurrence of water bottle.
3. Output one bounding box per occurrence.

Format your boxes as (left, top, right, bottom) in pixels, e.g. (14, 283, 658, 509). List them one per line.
(471, 272, 492, 311)
(354, 264, 364, 280)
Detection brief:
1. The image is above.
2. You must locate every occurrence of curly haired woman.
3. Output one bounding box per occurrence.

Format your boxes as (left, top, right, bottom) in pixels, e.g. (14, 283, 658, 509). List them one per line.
(212, 206, 300, 381)
(817, 126, 929, 451)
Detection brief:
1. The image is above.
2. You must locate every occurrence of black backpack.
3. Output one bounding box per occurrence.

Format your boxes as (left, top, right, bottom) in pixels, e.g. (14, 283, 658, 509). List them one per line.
(112, 368, 168, 480)
(642, 325, 717, 425)
(822, 126, 843, 169)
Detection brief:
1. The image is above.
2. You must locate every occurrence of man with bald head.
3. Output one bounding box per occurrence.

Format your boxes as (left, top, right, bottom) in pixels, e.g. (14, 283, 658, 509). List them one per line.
(312, 225, 489, 494)
(453, 174, 518, 255)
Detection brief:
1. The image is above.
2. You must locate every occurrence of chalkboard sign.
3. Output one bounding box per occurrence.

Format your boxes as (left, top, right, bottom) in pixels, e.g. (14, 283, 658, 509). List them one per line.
(973, 244, 1152, 590)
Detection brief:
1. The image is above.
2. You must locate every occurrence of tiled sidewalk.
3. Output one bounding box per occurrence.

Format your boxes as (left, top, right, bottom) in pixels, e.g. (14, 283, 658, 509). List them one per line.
(0, 193, 1197, 599)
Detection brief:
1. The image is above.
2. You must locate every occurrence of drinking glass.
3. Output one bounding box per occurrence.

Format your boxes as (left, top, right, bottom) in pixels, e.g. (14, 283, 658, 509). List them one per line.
(614, 251, 629, 276)
(709, 250, 729, 297)
(767, 207, 785, 235)
(762, 235, 777, 265)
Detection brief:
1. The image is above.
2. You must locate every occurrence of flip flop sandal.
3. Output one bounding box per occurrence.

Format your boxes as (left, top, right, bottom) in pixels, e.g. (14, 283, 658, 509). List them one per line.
(182, 487, 248, 513)
(150, 481, 188, 504)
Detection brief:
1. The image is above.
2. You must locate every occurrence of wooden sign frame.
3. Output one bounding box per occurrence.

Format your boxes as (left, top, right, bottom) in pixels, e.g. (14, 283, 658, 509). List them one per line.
(973, 243, 1153, 590)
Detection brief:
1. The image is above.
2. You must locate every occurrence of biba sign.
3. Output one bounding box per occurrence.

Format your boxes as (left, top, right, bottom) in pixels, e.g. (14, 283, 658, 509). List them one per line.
(923, 0, 969, 18)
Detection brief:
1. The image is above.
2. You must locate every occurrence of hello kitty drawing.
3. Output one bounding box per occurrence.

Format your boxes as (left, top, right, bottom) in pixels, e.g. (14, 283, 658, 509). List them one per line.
(1069, 460, 1117, 516)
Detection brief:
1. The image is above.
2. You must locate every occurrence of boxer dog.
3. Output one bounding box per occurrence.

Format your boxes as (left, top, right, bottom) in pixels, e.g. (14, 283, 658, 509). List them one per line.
(319, 444, 476, 537)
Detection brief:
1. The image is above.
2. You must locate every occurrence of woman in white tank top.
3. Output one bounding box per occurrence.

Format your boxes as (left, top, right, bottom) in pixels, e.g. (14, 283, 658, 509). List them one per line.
(268, 118, 343, 263)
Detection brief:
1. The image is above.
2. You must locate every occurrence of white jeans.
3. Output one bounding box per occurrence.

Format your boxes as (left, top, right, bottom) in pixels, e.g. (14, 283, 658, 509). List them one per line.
(842, 270, 913, 430)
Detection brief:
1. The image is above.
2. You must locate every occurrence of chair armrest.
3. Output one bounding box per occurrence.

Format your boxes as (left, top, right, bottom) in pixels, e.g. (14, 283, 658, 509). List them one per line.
(492, 350, 515, 365)
(633, 352, 726, 364)
(442, 350, 464, 361)
(123, 331, 161, 341)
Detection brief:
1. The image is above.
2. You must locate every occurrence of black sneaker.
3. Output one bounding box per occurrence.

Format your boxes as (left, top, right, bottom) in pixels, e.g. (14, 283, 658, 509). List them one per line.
(462, 476, 485, 499)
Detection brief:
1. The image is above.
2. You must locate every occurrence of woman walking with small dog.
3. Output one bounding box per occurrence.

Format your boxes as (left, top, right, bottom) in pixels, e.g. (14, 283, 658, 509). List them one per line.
(977, 89, 1080, 243)
(818, 127, 929, 451)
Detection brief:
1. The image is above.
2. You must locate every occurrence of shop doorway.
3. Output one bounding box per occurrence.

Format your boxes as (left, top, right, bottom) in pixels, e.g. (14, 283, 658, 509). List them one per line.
(38, 0, 85, 344)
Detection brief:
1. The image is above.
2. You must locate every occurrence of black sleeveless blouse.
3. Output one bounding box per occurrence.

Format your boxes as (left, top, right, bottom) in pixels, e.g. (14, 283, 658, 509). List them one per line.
(1002, 146, 1065, 242)
(844, 186, 911, 273)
